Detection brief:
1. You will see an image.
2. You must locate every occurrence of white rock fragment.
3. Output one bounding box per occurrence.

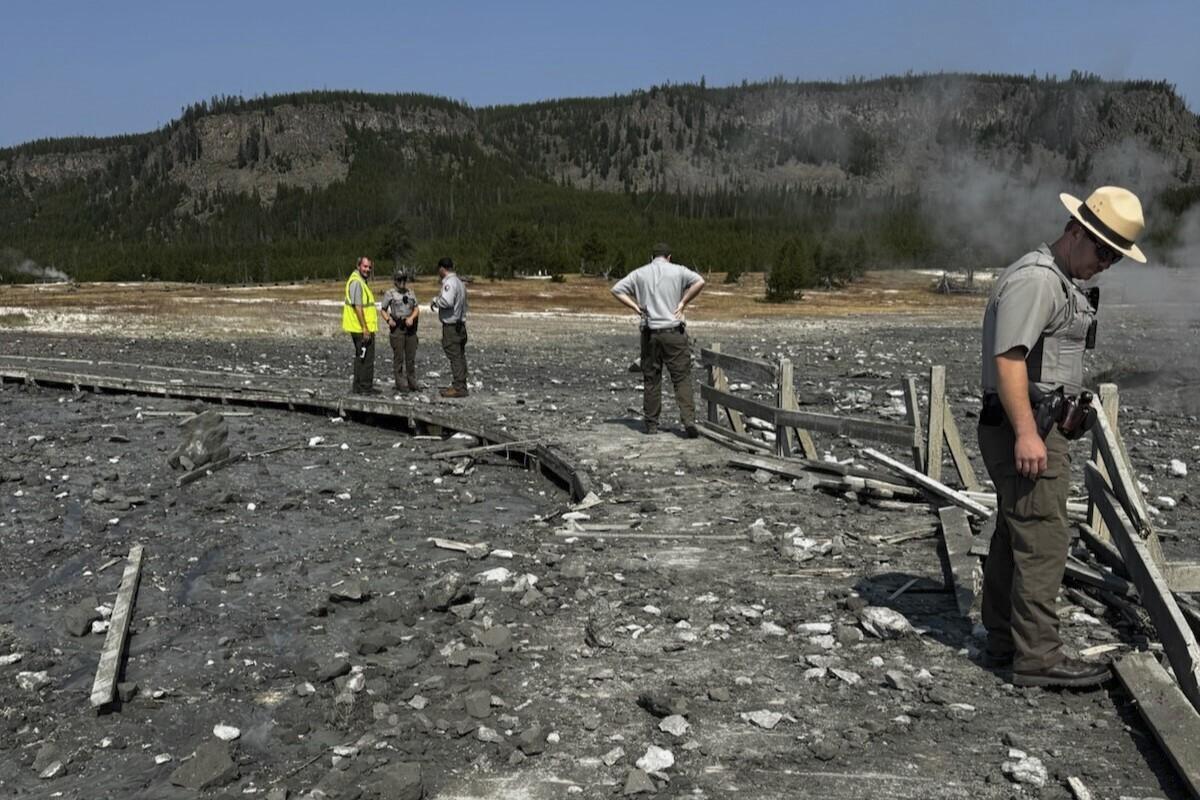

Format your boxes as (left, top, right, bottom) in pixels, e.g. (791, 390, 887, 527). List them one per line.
(17, 671, 50, 691)
(1170, 459, 1188, 477)
(859, 606, 914, 639)
(1002, 755, 1048, 788)
(476, 567, 513, 584)
(213, 724, 241, 741)
(602, 747, 625, 766)
(0, 652, 23, 666)
(795, 622, 832, 635)
(659, 715, 690, 737)
(1155, 495, 1177, 510)
(741, 709, 783, 730)
(759, 621, 788, 637)
(830, 668, 862, 685)
(635, 745, 675, 772)
(154, 753, 173, 764)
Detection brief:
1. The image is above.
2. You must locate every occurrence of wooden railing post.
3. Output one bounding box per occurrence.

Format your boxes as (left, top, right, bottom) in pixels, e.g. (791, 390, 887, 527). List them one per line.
(926, 366, 946, 481)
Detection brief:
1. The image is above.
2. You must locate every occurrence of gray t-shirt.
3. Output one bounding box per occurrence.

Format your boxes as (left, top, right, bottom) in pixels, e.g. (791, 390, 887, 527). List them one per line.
(433, 272, 467, 323)
(980, 244, 1075, 394)
(611, 258, 703, 330)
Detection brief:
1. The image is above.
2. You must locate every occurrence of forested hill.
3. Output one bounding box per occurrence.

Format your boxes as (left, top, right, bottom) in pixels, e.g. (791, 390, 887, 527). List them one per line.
(2, 73, 1199, 284)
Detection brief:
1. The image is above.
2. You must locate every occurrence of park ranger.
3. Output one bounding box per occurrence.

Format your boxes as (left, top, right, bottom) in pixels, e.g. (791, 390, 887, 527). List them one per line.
(978, 186, 1146, 688)
(380, 267, 422, 392)
(431, 257, 469, 398)
(342, 256, 378, 395)
(611, 242, 706, 437)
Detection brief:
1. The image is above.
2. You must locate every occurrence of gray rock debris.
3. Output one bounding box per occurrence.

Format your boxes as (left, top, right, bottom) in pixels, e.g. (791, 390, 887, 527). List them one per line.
(369, 761, 424, 800)
(169, 740, 239, 790)
(167, 409, 230, 471)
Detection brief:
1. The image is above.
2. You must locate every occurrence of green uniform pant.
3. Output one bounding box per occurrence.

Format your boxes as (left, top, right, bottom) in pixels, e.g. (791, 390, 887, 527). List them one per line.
(978, 422, 1071, 673)
(441, 322, 468, 391)
(350, 332, 375, 393)
(389, 328, 419, 388)
(642, 328, 695, 427)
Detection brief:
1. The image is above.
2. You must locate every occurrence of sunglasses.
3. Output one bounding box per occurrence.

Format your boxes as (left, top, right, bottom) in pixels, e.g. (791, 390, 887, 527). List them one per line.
(1082, 228, 1122, 264)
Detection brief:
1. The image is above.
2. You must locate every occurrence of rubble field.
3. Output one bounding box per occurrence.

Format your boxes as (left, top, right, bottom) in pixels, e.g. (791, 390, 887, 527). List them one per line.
(1, 294, 1199, 799)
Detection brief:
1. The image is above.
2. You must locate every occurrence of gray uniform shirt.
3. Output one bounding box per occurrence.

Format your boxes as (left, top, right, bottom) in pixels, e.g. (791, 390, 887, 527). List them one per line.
(611, 258, 703, 330)
(433, 273, 467, 324)
(380, 288, 418, 324)
(981, 243, 1095, 396)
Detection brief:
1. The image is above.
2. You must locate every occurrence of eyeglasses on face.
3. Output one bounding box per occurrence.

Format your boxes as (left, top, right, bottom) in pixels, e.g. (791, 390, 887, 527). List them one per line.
(1083, 228, 1122, 264)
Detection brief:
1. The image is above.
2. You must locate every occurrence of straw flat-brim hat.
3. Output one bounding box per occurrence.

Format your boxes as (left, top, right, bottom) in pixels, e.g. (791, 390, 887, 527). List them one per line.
(1060, 186, 1147, 263)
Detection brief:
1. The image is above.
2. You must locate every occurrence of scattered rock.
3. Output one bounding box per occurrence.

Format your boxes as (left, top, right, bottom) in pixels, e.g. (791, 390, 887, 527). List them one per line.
(17, 671, 51, 692)
(169, 740, 239, 790)
(858, 606, 914, 639)
(637, 691, 688, 718)
(1002, 754, 1048, 789)
(518, 724, 545, 755)
(213, 723, 241, 741)
(635, 745, 674, 773)
(623, 768, 659, 795)
(370, 761, 424, 800)
(741, 709, 783, 730)
(707, 687, 730, 702)
(464, 688, 492, 719)
(313, 656, 351, 683)
(330, 579, 368, 602)
(421, 572, 468, 611)
(659, 715, 690, 737)
(585, 599, 617, 649)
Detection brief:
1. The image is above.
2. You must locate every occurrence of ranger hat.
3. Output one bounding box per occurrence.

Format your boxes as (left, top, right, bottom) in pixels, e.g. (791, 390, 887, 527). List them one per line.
(393, 267, 409, 282)
(651, 242, 671, 257)
(1059, 186, 1147, 263)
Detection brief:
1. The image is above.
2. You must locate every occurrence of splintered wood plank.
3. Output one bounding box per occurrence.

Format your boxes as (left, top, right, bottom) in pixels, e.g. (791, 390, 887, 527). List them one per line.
(1091, 395, 1152, 538)
(902, 376, 926, 471)
(1113, 651, 1200, 797)
(938, 506, 980, 618)
(1087, 462, 1200, 713)
(862, 447, 992, 519)
(90, 544, 145, 709)
(1088, 383, 1119, 543)
(1167, 561, 1200, 594)
(941, 396, 980, 491)
(926, 366, 946, 482)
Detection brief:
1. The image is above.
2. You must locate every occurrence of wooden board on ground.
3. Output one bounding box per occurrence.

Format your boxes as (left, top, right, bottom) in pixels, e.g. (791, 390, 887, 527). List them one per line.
(695, 420, 772, 453)
(90, 544, 145, 709)
(776, 358, 818, 460)
(1087, 462, 1200, 713)
(937, 506, 979, 618)
(705, 343, 747, 434)
(431, 439, 540, 459)
(1113, 651, 1200, 797)
(862, 447, 993, 519)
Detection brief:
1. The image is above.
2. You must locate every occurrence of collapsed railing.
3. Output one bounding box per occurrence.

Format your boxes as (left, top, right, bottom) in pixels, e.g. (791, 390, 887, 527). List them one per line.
(701, 343, 1200, 795)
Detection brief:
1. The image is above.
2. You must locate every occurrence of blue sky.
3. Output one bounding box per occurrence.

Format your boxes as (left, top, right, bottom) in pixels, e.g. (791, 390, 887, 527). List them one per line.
(2, 0, 1197, 148)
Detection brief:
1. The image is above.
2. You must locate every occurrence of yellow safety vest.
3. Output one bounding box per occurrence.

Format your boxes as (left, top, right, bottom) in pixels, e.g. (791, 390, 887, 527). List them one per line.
(342, 271, 378, 333)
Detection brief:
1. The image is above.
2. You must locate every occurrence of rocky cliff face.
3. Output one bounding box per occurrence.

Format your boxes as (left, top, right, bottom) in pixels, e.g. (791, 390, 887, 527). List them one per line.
(2, 75, 1196, 209)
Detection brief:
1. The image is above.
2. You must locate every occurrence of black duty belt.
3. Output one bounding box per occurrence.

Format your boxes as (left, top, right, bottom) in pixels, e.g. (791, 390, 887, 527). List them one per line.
(648, 324, 685, 335)
(443, 321, 466, 330)
(980, 394, 1007, 427)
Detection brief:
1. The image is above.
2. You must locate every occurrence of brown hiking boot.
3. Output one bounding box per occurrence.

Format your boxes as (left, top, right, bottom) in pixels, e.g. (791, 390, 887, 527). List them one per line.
(1013, 658, 1111, 689)
(440, 387, 469, 398)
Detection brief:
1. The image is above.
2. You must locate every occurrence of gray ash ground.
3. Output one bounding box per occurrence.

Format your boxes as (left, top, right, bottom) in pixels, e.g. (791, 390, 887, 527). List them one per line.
(1, 302, 1198, 799)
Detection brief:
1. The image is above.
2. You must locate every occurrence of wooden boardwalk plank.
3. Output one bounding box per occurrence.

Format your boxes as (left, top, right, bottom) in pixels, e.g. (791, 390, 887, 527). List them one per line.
(1113, 651, 1200, 797)
(938, 506, 979, 618)
(926, 367, 946, 482)
(862, 447, 992, 519)
(1087, 462, 1200, 712)
(90, 544, 145, 709)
